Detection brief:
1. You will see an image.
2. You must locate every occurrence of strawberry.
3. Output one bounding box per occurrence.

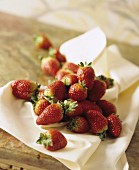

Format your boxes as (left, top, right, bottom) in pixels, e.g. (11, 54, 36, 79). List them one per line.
(62, 62, 79, 73)
(33, 34, 53, 50)
(64, 99, 83, 117)
(96, 99, 117, 117)
(61, 74, 78, 86)
(48, 47, 67, 63)
(36, 129, 67, 151)
(55, 69, 73, 81)
(68, 82, 87, 102)
(77, 62, 95, 90)
(96, 75, 114, 89)
(107, 114, 122, 138)
(11, 80, 40, 101)
(88, 79, 106, 101)
(44, 80, 66, 102)
(34, 98, 50, 116)
(80, 100, 102, 114)
(41, 57, 60, 77)
(36, 103, 63, 125)
(86, 110, 108, 140)
(67, 116, 89, 133)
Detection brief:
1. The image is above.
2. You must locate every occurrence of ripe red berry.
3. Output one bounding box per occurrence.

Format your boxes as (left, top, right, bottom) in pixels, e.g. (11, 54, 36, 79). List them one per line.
(41, 57, 60, 77)
(96, 99, 117, 117)
(107, 114, 122, 138)
(80, 100, 102, 114)
(62, 62, 79, 73)
(36, 129, 67, 151)
(86, 110, 108, 140)
(77, 62, 95, 90)
(33, 34, 53, 50)
(48, 47, 67, 63)
(61, 74, 78, 86)
(36, 103, 63, 125)
(68, 83, 87, 102)
(88, 79, 106, 101)
(67, 116, 89, 133)
(55, 69, 73, 81)
(44, 80, 66, 102)
(34, 98, 50, 116)
(11, 80, 39, 101)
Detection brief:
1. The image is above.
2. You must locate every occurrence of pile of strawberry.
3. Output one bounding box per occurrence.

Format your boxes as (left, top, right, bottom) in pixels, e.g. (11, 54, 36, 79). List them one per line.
(10, 34, 122, 151)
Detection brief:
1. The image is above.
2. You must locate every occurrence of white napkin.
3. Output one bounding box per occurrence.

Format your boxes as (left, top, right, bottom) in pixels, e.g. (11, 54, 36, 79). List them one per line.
(60, 27, 106, 64)
(0, 27, 139, 170)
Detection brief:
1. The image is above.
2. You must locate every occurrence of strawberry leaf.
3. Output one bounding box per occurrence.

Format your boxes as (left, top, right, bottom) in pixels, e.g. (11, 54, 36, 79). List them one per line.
(48, 47, 57, 56)
(78, 61, 92, 67)
(99, 131, 106, 141)
(36, 133, 53, 147)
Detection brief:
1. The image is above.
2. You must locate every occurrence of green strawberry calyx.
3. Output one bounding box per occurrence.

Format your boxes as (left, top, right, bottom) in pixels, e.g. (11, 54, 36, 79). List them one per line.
(78, 80, 88, 89)
(48, 47, 57, 56)
(36, 133, 53, 148)
(78, 61, 92, 67)
(63, 99, 78, 114)
(30, 83, 41, 104)
(97, 74, 114, 88)
(98, 131, 107, 141)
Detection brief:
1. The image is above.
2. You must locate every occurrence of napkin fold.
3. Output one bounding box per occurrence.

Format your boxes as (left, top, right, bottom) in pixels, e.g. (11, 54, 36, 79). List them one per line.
(0, 27, 139, 170)
(60, 27, 106, 64)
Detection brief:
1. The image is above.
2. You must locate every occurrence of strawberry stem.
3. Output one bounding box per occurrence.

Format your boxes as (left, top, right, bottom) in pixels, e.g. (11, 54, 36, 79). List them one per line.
(99, 131, 106, 141)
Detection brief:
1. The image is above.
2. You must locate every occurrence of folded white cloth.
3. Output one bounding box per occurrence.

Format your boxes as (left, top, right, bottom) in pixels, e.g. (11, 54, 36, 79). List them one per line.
(0, 28, 139, 170)
(60, 27, 106, 64)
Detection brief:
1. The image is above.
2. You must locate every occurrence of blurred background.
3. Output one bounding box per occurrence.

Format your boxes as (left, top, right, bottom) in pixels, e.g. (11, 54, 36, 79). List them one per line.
(0, 0, 139, 46)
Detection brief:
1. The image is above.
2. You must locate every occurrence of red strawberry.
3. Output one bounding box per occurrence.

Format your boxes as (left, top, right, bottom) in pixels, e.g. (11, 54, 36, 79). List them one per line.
(33, 34, 53, 50)
(86, 110, 108, 140)
(96, 75, 114, 89)
(55, 69, 73, 81)
(107, 114, 122, 138)
(11, 80, 40, 101)
(80, 100, 102, 114)
(67, 116, 89, 133)
(61, 74, 78, 86)
(88, 79, 106, 101)
(77, 62, 95, 90)
(44, 80, 66, 102)
(36, 129, 67, 151)
(68, 82, 87, 102)
(36, 103, 63, 125)
(48, 47, 66, 63)
(41, 57, 60, 77)
(96, 99, 117, 117)
(64, 99, 83, 117)
(34, 98, 50, 116)
(62, 62, 79, 73)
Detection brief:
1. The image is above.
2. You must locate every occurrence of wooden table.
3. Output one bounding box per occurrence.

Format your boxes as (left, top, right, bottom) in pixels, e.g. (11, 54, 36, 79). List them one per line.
(0, 12, 138, 170)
